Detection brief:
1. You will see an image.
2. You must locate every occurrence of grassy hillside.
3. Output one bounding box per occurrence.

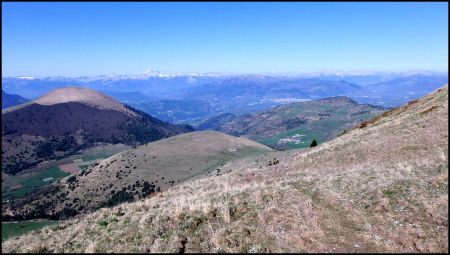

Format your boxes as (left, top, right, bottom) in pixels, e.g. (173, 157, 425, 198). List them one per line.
(202, 96, 385, 150)
(2, 85, 447, 253)
(195, 113, 238, 130)
(2, 132, 271, 220)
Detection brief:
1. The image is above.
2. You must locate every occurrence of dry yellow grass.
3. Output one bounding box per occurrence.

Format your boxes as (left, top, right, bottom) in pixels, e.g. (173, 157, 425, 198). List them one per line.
(3, 85, 448, 253)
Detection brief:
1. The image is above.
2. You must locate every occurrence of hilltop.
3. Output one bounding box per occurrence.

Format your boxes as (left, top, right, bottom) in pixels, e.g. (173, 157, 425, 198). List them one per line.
(199, 96, 385, 149)
(32, 87, 136, 115)
(2, 132, 271, 220)
(2, 85, 447, 252)
(1, 87, 193, 175)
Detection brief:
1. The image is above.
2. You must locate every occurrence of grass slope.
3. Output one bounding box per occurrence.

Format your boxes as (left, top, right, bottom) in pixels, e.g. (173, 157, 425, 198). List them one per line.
(2, 131, 271, 220)
(2, 85, 448, 253)
(207, 96, 385, 149)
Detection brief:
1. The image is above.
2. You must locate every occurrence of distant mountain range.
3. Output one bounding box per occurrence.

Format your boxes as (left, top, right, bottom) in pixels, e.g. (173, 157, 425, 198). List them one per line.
(2, 90, 29, 109)
(1, 87, 193, 175)
(2, 71, 447, 122)
(351, 74, 449, 106)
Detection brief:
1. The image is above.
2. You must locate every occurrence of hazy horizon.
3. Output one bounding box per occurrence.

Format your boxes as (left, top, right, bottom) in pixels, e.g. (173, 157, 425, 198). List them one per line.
(3, 69, 449, 80)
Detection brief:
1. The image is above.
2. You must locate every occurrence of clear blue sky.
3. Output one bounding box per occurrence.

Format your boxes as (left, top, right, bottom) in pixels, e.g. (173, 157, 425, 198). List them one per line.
(2, 2, 448, 77)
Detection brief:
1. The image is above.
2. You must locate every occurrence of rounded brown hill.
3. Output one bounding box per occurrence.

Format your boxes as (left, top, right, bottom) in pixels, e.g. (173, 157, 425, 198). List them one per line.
(33, 87, 136, 116)
(3, 131, 272, 219)
(2, 87, 193, 175)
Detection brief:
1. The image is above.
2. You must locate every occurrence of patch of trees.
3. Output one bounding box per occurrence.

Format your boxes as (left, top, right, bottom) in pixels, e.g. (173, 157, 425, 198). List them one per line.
(34, 135, 81, 161)
(66, 176, 77, 183)
(267, 158, 280, 166)
(3, 129, 18, 135)
(281, 117, 308, 129)
(140, 181, 156, 198)
(3, 161, 38, 175)
(5, 192, 76, 221)
(67, 176, 78, 191)
(102, 190, 134, 208)
(79, 165, 95, 176)
(34, 142, 54, 159)
(55, 207, 79, 220)
(122, 118, 164, 144)
(351, 110, 370, 116)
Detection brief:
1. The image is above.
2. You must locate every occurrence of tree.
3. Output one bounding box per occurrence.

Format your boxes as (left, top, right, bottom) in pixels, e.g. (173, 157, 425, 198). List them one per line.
(310, 139, 318, 147)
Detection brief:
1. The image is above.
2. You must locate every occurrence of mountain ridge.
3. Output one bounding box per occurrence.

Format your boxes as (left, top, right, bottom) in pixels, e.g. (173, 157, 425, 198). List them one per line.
(1, 90, 29, 109)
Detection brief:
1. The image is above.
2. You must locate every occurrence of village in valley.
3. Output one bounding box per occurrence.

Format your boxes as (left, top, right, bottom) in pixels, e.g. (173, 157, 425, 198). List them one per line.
(277, 133, 306, 145)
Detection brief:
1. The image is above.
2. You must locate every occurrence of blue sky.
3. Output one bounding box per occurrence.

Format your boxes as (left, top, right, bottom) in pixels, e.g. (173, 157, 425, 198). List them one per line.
(2, 2, 448, 77)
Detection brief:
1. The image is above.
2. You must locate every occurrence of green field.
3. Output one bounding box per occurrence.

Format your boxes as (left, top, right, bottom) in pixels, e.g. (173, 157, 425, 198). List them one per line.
(2, 166, 69, 201)
(2, 220, 60, 242)
(258, 128, 318, 150)
(80, 152, 110, 161)
(185, 145, 271, 182)
(258, 117, 362, 150)
(3, 145, 129, 203)
(72, 151, 120, 162)
(72, 152, 108, 161)
(21, 166, 69, 187)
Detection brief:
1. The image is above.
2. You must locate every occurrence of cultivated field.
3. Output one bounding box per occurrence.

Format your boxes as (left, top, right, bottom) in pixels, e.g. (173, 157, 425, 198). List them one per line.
(2, 220, 60, 242)
(2, 143, 130, 202)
